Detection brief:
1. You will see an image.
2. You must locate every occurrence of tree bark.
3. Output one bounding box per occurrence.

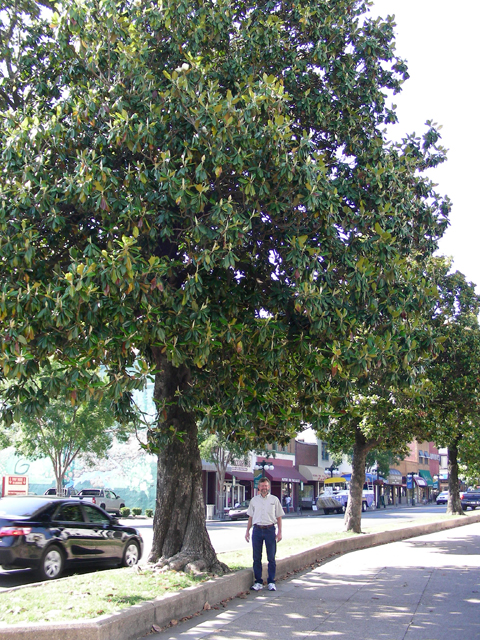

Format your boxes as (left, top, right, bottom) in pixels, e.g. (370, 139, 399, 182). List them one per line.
(447, 436, 464, 515)
(148, 348, 228, 575)
(344, 426, 372, 533)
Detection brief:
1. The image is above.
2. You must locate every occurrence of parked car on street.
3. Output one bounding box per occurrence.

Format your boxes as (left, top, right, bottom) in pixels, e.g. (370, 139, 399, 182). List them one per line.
(228, 500, 250, 520)
(44, 488, 78, 497)
(316, 495, 344, 514)
(0, 496, 143, 580)
(329, 489, 375, 512)
(436, 491, 449, 505)
(76, 489, 125, 515)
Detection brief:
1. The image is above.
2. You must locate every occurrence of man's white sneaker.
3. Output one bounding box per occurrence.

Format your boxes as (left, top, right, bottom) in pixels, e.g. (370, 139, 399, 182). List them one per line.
(250, 583, 263, 591)
(267, 583, 276, 591)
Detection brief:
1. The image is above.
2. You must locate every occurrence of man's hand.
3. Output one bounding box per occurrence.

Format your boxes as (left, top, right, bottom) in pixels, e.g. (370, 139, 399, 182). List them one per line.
(276, 531, 282, 543)
(245, 516, 252, 543)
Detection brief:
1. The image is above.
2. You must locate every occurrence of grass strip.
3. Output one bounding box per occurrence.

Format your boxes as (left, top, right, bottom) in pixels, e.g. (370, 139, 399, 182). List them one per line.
(0, 513, 460, 626)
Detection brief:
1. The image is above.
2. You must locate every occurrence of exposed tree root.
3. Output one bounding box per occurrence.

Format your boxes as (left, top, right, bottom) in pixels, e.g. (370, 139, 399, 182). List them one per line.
(151, 552, 229, 576)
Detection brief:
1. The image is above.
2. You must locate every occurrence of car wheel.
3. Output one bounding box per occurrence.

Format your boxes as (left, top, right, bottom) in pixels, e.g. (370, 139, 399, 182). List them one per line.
(122, 540, 140, 567)
(38, 545, 64, 580)
(100, 503, 106, 510)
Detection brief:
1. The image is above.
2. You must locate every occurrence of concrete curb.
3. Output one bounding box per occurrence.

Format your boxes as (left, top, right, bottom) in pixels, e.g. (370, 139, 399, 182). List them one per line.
(2, 512, 480, 640)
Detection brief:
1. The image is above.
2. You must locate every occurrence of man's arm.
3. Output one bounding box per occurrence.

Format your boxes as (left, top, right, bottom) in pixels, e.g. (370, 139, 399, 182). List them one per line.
(245, 516, 253, 542)
(276, 516, 282, 543)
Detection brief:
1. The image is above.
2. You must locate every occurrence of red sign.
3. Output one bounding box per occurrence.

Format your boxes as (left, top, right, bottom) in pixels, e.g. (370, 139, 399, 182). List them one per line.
(2, 475, 29, 496)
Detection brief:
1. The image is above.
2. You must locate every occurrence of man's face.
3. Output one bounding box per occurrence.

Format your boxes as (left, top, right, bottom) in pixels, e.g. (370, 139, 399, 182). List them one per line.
(259, 482, 270, 497)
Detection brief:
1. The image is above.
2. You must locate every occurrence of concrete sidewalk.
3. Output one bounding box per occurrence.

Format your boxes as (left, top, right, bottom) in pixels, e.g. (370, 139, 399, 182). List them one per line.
(144, 521, 480, 640)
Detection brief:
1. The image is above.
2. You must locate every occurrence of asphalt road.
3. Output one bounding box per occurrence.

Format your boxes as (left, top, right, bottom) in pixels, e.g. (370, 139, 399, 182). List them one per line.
(0, 503, 449, 589)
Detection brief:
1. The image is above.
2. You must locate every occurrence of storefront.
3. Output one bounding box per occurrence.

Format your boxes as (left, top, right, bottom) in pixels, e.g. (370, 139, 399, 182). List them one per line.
(382, 469, 404, 504)
(263, 465, 308, 512)
(224, 470, 254, 507)
(297, 465, 326, 508)
(413, 475, 428, 503)
(418, 469, 435, 501)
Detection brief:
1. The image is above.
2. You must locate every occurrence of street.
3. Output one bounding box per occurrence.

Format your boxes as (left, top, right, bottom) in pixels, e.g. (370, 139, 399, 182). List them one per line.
(134, 502, 448, 561)
(0, 503, 448, 589)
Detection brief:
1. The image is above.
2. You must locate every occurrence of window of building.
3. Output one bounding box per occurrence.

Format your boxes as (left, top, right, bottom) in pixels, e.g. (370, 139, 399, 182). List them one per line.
(321, 441, 329, 461)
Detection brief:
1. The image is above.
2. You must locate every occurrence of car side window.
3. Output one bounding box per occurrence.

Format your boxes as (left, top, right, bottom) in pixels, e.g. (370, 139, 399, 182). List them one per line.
(83, 504, 110, 525)
(53, 504, 85, 522)
(105, 491, 113, 498)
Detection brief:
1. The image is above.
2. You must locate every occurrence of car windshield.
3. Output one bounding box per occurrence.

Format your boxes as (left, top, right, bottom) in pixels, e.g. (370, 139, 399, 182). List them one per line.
(0, 497, 51, 518)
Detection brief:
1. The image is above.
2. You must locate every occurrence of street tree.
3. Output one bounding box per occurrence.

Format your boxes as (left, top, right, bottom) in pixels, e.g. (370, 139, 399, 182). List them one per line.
(198, 428, 251, 515)
(323, 387, 426, 532)
(418, 260, 480, 515)
(0, 0, 449, 572)
(0, 367, 131, 495)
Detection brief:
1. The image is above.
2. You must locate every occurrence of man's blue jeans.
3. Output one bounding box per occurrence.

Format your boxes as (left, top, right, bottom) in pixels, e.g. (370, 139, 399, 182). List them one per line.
(252, 525, 276, 584)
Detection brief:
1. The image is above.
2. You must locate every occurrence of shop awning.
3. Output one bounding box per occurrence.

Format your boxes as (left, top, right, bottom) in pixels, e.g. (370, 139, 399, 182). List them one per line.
(225, 471, 254, 482)
(413, 475, 427, 487)
(387, 469, 403, 485)
(324, 476, 347, 484)
(419, 470, 434, 487)
(298, 465, 326, 482)
(265, 467, 308, 484)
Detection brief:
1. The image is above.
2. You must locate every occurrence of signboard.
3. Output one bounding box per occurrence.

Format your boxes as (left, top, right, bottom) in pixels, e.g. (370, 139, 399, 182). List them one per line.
(406, 475, 413, 490)
(2, 475, 29, 496)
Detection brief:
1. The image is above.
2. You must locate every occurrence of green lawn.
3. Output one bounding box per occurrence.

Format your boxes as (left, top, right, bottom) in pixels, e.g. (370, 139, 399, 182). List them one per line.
(0, 513, 459, 626)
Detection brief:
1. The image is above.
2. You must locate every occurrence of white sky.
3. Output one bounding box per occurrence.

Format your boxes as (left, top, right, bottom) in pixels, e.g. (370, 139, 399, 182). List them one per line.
(371, 0, 480, 289)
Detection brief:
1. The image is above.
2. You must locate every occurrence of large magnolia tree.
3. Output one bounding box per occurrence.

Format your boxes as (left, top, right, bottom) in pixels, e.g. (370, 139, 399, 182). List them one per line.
(0, 0, 449, 572)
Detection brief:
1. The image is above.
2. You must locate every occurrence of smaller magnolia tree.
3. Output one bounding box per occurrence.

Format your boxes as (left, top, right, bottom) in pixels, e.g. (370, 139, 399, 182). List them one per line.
(1, 367, 134, 494)
(322, 393, 418, 533)
(420, 262, 480, 515)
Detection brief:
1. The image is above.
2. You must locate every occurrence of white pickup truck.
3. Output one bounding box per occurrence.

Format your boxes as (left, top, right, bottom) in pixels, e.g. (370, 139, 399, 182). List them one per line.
(76, 489, 126, 515)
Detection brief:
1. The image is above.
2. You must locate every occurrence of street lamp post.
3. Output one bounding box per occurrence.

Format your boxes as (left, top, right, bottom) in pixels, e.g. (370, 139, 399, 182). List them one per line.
(409, 472, 416, 506)
(374, 467, 380, 508)
(254, 459, 274, 475)
(325, 464, 338, 478)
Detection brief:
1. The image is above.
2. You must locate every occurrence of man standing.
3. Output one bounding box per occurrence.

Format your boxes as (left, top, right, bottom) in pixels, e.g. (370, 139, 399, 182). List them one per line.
(245, 477, 284, 591)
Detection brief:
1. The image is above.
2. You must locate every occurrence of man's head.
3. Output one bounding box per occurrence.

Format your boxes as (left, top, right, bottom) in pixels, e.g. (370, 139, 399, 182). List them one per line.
(258, 477, 270, 497)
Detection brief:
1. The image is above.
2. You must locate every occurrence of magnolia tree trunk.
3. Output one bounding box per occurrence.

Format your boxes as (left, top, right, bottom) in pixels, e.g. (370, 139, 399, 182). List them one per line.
(148, 349, 228, 575)
(344, 427, 371, 533)
(447, 438, 464, 516)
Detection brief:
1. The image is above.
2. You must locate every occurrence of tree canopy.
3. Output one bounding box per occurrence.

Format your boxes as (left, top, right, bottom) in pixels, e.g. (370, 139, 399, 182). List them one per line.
(0, 0, 450, 571)
(416, 260, 480, 514)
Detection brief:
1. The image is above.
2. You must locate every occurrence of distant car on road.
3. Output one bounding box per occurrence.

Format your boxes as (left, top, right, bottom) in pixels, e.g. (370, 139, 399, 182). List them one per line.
(0, 496, 143, 580)
(436, 491, 449, 505)
(228, 500, 250, 520)
(76, 489, 125, 515)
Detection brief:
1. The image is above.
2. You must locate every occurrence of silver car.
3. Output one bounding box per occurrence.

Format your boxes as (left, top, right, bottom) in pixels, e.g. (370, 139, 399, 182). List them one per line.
(436, 491, 448, 505)
(228, 500, 250, 520)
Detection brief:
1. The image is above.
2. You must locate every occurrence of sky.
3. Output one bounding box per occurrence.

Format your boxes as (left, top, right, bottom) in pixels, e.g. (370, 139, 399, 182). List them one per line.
(370, 0, 480, 290)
